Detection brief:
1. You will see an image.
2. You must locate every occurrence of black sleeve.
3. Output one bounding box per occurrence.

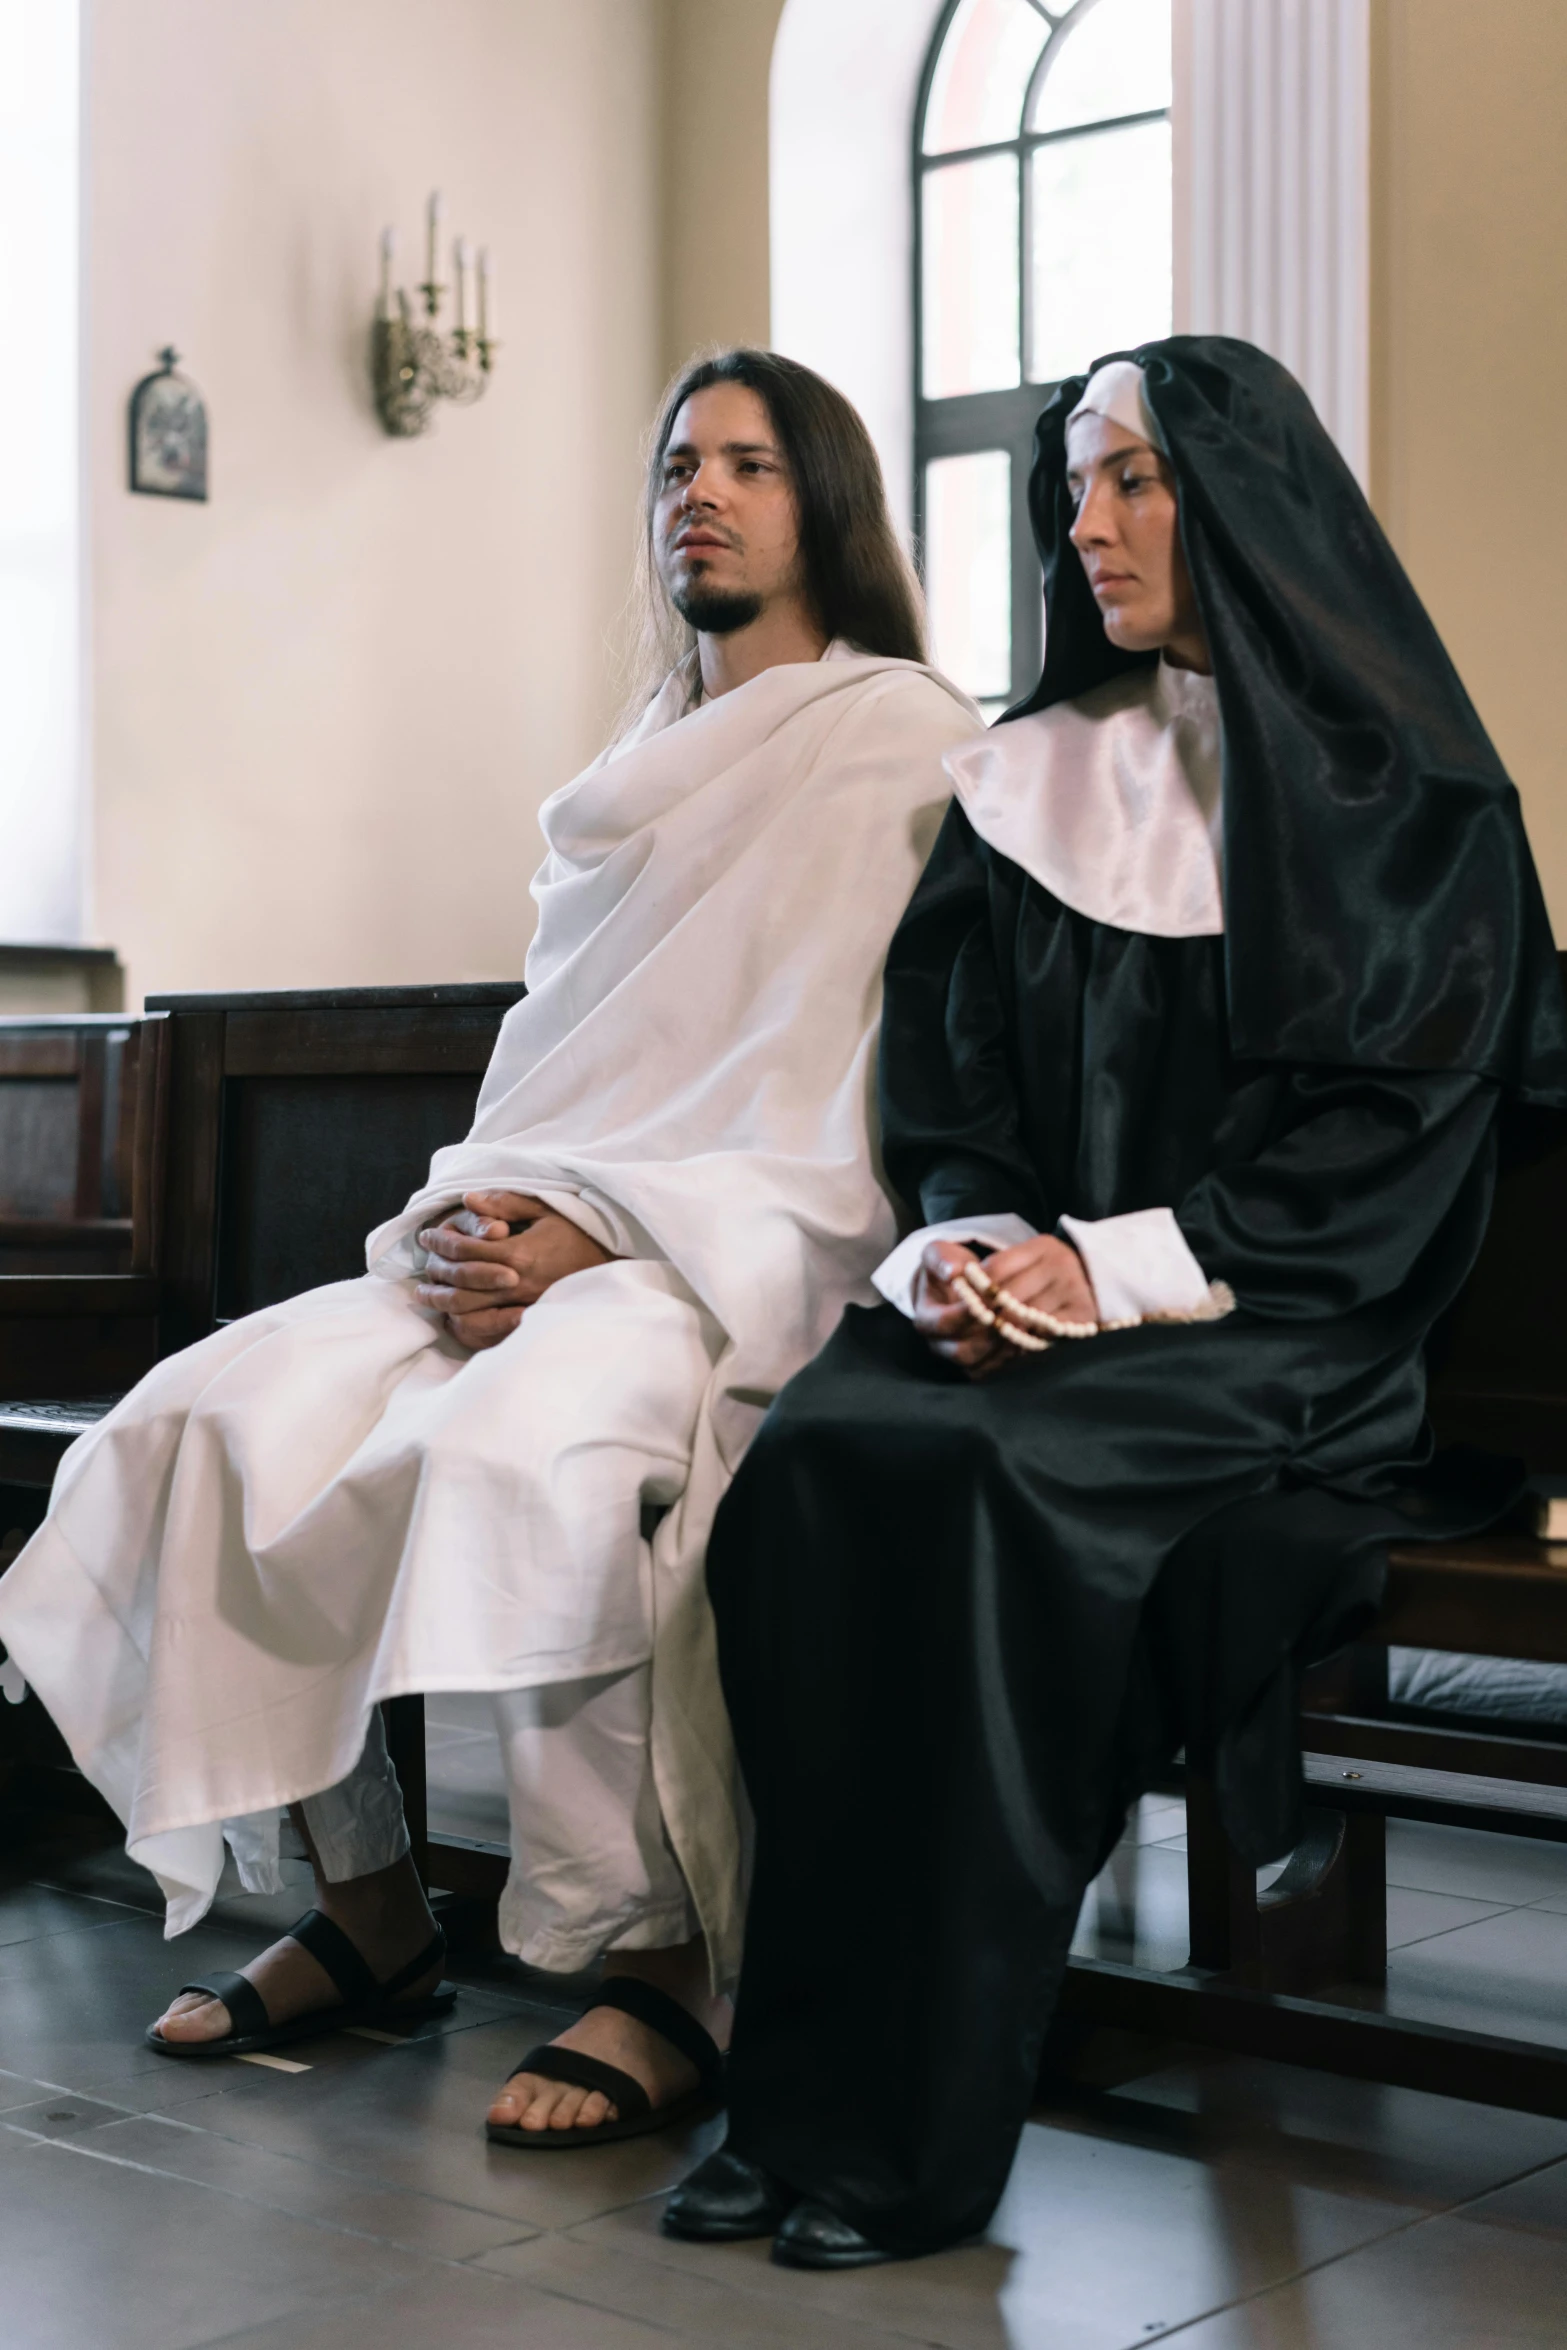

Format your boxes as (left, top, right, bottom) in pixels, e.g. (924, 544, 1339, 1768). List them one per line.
(1175, 1066, 1500, 1320)
(877, 805, 1051, 1229)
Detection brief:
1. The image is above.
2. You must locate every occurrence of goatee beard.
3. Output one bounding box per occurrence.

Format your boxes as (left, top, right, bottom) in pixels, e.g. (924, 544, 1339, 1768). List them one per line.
(672, 583, 763, 635)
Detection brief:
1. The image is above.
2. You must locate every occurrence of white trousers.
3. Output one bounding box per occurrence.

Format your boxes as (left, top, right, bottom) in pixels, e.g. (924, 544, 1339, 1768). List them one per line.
(298, 1668, 698, 1969)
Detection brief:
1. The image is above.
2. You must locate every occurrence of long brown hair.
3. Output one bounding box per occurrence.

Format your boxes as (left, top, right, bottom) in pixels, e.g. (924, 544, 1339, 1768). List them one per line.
(619, 348, 926, 724)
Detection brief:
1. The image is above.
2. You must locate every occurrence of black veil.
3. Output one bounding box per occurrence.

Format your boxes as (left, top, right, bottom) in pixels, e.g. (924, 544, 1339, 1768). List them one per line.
(1014, 334, 1567, 1104)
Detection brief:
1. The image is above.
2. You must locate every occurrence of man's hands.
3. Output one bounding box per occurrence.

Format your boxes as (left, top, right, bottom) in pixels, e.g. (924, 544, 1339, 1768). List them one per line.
(912, 1235, 1099, 1380)
(415, 1191, 614, 1351)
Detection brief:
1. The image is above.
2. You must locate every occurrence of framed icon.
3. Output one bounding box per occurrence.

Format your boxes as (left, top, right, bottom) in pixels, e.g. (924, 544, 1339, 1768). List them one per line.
(129, 349, 208, 502)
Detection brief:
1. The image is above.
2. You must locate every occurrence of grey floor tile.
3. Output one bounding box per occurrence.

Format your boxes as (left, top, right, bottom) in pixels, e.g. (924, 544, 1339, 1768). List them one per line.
(135, 2014, 726, 2233)
(0, 1912, 272, 2090)
(475, 2232, 952, 2349)
(990, 2107, 1434, 2350)
(3, 2089, 138, 2137)
(1085, 2050, 1567, 2208)
(569, 2195, 1015, 2350)
(0, 1908, 513, 2098)
(0, 1876, 150, 1947)
(1123, 1794, 1187, 1847)
(1169, 2207, 1567, 2348)
(426, 1742, 510, 1845)
(425, 1692, 499, 1736)
(0, 2124, 427, 2350)
(1384, 1883, 1513, 1950)
(1378, 1902, 1567, 2049)
(193, 2264, 681, 2350)
(1072, 1840, 1190, 1972)
(15, 1835, 166, 1914)
(85, 2110, 540, 2261)
(1385, 1818, 1567, 1906)
(1461, 2150, 1567, 2241)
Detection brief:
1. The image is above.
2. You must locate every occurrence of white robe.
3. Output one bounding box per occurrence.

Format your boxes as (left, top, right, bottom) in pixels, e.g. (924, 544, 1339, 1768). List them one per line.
(0, 648, 978, 1983)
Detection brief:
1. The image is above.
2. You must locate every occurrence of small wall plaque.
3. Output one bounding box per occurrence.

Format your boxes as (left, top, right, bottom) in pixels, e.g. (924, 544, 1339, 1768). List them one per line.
(129, 348, 208, 501)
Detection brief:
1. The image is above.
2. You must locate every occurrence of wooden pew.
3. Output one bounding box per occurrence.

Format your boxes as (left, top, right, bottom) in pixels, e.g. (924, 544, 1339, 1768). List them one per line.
(0, 982, 523, 1875)
(0, 1014, 170, 1434)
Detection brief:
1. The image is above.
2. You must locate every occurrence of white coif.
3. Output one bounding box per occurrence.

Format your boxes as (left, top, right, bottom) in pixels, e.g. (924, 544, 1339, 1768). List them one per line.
(945, 657, 1224, 938)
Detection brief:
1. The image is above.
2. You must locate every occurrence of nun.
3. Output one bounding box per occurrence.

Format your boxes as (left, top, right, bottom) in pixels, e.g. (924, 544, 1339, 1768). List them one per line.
(668, 337, 1567, 2264)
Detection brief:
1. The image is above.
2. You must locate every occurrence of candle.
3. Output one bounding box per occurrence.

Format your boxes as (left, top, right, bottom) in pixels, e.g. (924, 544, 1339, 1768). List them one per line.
(478, 246, 496, 343)
(425, 190, 443, 293)
(454, 237, 472, 337)
(378, 225, 397, 320)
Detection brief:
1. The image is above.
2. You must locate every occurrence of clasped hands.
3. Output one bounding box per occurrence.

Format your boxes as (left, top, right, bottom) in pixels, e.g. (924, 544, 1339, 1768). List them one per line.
(912, 1235, 1099, 1380)
(415, 1190, 614, 1350)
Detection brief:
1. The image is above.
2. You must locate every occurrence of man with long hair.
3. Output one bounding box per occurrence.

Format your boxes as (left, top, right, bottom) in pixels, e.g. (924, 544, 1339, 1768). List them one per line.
(0, 351, 977, 2145)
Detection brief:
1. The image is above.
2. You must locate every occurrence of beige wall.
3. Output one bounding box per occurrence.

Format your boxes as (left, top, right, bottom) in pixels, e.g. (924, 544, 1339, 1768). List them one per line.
(1371, 0, 1567, 929)
(89, 0, 663, 1010)
(658, 0, 787, 377)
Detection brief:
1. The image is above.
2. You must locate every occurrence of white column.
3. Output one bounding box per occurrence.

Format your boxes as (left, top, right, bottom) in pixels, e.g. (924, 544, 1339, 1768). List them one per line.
(0, 0, 83, 941)
(1173, 0, 1370, 484)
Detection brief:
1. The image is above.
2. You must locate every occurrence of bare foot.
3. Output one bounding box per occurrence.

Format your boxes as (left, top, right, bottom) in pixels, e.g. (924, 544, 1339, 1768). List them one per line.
(487, 1940, 731, 2136)
(151, 1851, 440, 2046)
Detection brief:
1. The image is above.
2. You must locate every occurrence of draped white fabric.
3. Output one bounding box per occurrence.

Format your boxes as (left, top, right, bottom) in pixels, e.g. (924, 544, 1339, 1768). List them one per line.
(0, 649, 977, 1980)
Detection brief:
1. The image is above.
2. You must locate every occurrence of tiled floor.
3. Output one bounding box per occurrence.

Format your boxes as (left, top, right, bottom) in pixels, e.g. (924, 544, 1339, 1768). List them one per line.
(1, 1779, 1565, 2347)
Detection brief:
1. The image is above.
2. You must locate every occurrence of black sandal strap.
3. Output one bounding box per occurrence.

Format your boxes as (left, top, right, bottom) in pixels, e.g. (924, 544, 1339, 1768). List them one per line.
(374, 1926, 448, 2005)
(286, 1909, 379, 2007)
(585, 1976, 725, 2093)
(174, 1971, 270, 2041)
(506, 2042, 651, 2118)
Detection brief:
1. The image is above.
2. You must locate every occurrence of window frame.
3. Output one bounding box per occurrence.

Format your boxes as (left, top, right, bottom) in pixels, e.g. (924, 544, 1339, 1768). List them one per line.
(912, 0, 1171, 710)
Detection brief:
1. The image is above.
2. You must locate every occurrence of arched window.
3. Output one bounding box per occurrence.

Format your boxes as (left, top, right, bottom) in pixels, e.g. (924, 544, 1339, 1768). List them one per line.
(915, 0, 1171, 715)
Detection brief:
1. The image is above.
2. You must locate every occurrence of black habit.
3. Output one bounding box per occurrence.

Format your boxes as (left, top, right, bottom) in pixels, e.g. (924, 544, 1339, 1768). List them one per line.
(705, 337, 1567, 2257)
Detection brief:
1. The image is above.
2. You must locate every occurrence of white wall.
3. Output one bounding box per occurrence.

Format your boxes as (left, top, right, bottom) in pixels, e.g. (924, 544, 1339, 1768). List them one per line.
(0, 0, 83, 943)
(88, 0, 662, 1011)
(769, 0, 945, 542)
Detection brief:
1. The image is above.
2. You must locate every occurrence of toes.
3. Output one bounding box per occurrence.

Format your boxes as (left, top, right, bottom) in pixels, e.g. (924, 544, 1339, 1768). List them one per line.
(154, 1995, 231, 2043)
(488, 2072, 617, 2134)
(556, 2089, 611, 2131)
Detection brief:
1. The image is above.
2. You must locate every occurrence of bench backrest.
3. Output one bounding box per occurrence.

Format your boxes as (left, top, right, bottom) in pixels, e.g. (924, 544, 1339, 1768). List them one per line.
(146, 984, 524, 1354)
(0, 1017, 168, 1273)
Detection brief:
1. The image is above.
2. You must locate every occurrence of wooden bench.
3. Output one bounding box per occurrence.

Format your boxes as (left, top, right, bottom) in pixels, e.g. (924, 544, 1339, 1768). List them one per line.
(1058, 1006, 1567, 2122)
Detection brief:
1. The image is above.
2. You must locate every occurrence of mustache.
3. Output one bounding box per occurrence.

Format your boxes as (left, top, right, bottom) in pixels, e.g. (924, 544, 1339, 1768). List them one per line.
(669, 519, 743, 553)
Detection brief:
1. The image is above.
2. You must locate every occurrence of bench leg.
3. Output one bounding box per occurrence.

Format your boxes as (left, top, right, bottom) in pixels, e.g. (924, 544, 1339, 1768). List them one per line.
(1186, 1771, 1386, 1990)
(380, 1696, 429, 1889)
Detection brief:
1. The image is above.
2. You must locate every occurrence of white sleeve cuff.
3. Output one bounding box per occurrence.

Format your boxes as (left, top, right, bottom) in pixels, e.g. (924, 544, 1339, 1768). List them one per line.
(1058, 1206, 1213, 1325)
(872, 1214, 1039, 1320)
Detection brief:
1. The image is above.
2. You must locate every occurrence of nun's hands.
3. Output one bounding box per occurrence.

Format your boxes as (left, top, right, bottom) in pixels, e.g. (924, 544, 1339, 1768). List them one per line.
(415, 1190, 614, 1350)
(913, 1236, 1099, 1380)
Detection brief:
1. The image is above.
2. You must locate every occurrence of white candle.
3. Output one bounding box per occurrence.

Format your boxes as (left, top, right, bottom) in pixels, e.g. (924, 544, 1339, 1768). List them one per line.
(378, 225, 397, 320)
(425, 190, 443, 291)
(454, 236, 472, 336)
(478, 246, 496, 342)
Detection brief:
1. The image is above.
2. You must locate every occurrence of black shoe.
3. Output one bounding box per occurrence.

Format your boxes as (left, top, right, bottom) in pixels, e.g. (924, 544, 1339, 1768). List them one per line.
(663, 2148, 797, 2242)
(771, 2199, 892, 2269)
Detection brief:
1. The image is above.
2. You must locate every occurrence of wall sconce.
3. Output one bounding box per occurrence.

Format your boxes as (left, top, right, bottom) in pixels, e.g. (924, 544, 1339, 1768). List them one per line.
(372, 191, 498, 438)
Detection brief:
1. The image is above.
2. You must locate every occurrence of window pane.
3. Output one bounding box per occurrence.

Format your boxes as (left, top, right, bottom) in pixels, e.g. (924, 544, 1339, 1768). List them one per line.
(922, 153, 1021, 398)
(1028, 117, 1171, 381)
(922, 0, 1049, 155)
(1029, 0, 1171, 134)
(925, 450, 1012, 703)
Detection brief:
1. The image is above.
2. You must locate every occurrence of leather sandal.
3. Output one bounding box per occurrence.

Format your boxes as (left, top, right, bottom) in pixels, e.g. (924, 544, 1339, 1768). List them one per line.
(486, 1974, 725, 2150)
(145, 1908, 454, 2060)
